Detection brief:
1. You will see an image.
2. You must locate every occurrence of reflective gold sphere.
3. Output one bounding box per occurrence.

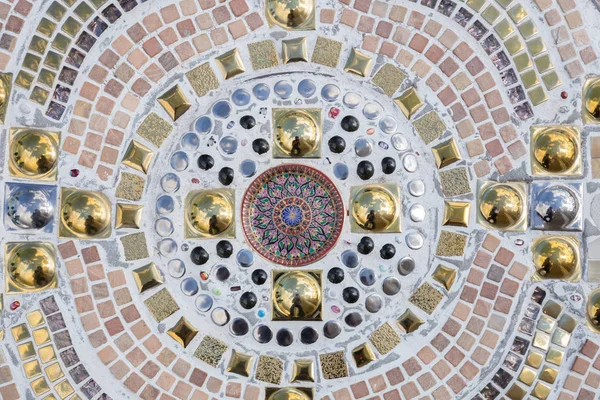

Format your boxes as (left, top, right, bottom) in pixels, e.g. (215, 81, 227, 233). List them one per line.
(266, 0, 314, 29)
(584, 79, 600, 122)
(188, 192, 234, 236)
(61, 190, 111, 238)
(586, 289, 600, 333)
(351, 187, 398, 232)
(533, 237, 578, 280)
(479, 184, 523, 229)
(7, 243, 56, 291)
(273, 271, 321, 319)
(0, 77, 6, 107)
(533, 129, 578, 173)
(275, 111, 319, 157)
(268, 388, 311, 400)
(10, 130, 58, 178)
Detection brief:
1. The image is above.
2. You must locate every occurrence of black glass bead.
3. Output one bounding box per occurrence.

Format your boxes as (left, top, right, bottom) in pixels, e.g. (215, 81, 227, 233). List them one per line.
(341, 115, 359, 132)
(190, 246, 209, 265)
(252, 138, 269, 154)
(327, 267, 345, 284)
(381, 157, 396, 174)
(300, 327, 319, 344)
(240, 115, 256, 129)
(215, 266, 230, 281)
(342, 287, 360, 303)
(239, 292, 257, 309)
(357, 236, 374, 255)
(276, 329, 293, 346)
(357, 160, 374, 180)
(380, 243, 396, 260)
(216, 240, 233, 258)
(218, 167, 234, 185)
(197, 154, 214, 170)
(230, 318, 249, 336)
(328, 136, 346, 153)
(251, 269, 268, 285)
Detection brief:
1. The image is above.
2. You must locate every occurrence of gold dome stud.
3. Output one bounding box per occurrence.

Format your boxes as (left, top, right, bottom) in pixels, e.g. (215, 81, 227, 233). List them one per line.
(272, 108, 322, 158)
(272, 270, 322, 321)
(532, 236, 580, 282)
(586, 289, 600, 333)
(265, 0, 315, 30)
(5, 242, 58, 294)
(59, 188, 112, 239)
(531, 126, 581, 176)
(350, 184, 401, 233)
(184, 189, 235, 239)
(477, 181, 527, 231)
(266, 388, 313, 400)
(583, 77, 600, 124)
(8, 128, 60, 181)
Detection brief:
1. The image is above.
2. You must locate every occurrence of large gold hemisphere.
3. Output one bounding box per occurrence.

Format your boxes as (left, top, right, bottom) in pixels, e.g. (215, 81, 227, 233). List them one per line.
(351, 187, 397, 232)
(188, 192, 233, 236)
(8, 243, 56, 291)
(587, 289, 600, 333)
(533, 237, 578, 280)
(11, 130, 58, 177)
(275, 111, 319, 157)
(533, 129, 578, 173)
(273, 271, 321, 319)
(0, 78, 6, 107)
(584, 79, 600, 121)
(266, 0, 314, 29)
(268, 388, 311, 400)
(479, 185, 523, 229)
(61, 191, 111, 238)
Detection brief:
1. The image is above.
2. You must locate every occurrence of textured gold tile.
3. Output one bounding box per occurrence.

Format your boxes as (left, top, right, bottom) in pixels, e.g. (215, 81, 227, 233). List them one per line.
(132, 262, 163, 293)
(167, 317, 198, 348)
(435, 230, 467, 257)
(319, 350, 348, 379)
(33, 328, 52, 346)
(352, 343, 376, 368)
(394, 87, 423, 119)
(409, 282, 443, 314)
(45, 363, 63, 382)
(442, 201, 470, 227)
(372, 63, 405, 96)
(186, 62, 219, 97)
(23, 360, 42, 378)
(115, 172, 145, 202)
(369, 322, 400, 354)
(545, 347, 564, 365)
(157, 85, 190, 121)
(311, 37, 342, 68)
(432, 138, 461, 169)
(440, 167, 470, 197)
(193, 336, 227, 367)
(31, 377, 50, 396)
(282, 37, 308, 63)
(291, 359, 314, 382)
(120, 232, 149, 260)
(255, 355, 283, 384)
(432, 264, 457, 290)
(344, 48, 372, 77)
(145, 288, 180, 322)
(137, 112, 173, 148)
(526, 350, 544, 368)
(115, 203, 143, 229)
(414, 111, 446, 145)
(494, 19, 514, 39)
(215, 48, 245, 80)
(248, 40, 279, 70)
(396, 308, 424, 333)
(226, 350, 254, 377)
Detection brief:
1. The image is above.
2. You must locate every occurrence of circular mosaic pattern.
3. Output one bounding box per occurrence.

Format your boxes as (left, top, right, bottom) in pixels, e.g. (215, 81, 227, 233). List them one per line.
(241, 164, 344, 266)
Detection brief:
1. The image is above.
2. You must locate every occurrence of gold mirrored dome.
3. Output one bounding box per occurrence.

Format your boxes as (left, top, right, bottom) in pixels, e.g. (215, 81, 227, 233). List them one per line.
(478, 183, 525, 230)
(532, 236, 580, 281)
(266, 0, 315, 30)
(583, 77, 600, 123)
(267, 388, 311, 400)
(59, 189, 112, 239)
(5, 242, 57, 293)
(273, 271, 322, 320)
(586, 289, 600, 333)
(186, 190, 235, 238)
(0, 76, 6, 107)
(532, 128, 578, 174)
(351, 186, 399, 232)
(9, 128, 59, 180)
(274, 110, 321, 157)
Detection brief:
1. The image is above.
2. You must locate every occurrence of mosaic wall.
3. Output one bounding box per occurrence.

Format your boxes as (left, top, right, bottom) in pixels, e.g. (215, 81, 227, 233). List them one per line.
(1, 0, 600, 399)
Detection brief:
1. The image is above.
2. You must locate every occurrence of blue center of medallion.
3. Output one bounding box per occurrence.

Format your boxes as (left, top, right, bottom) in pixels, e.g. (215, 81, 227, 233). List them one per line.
(281, 205, 303, 227)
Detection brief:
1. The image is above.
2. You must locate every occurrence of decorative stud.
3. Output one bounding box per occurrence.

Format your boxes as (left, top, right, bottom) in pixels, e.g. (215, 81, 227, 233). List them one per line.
(4, 182, 56, 233)
(0, 73, 12, 123)
(272, 270, 322, 321)
(282, 37, 308, 63)
(352, 343, 376, 368)
(157, 85, 191, 121)
(115, 203, 143, 229)
(272, 108, 322, 158)
(344, 48, 372, 77)
(350, 184, 401, 233)
(184, 189, 235, 239)
(167, 317, 198, 348)
(531, 236, 580, 282)
(122, 140, 154, 174)
(431, 138, 462, 169)
(59, 188, 112, 239)
(531, 182, 582, 231)
(215, 49, 245, 80)
(5, 242, 57, 294)
(132, 262, 163, 293)
(265, 0, 315, 30)
(583, 77, 600, 124)
(8, 128, 60, 181)
(431, 264, 457, 290)
(477, 181, 527, 232)
(226, 350, 254, 377)
(531, 126, 581, 176)
(396, 308, 424, 333)
(442, 201, 470, 227)
(291, 359, 315, 382)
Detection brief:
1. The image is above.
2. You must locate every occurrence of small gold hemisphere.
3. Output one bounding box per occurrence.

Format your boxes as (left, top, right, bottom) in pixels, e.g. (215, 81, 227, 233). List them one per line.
(274, 110, 321, 157)
(267, 388, 312, 400)
(351, 186, 399, 232)
(532, 236, 580, 281)
(5, 242, 57, 293)
(586, 289, 600, 333)
(60, 189, 112, 239)
(9, 129, 59, 180)
(478, 183, 525, 231)
(272, 271, 322, 321)
(583, 77, 600, 124)
(185, 190, 235, 238)
(532, 127, 579, 175)
(265, 0, 315, 30)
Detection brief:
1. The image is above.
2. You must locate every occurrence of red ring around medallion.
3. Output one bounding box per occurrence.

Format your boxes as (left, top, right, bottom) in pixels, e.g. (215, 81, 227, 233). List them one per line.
(241, 164, 344, 267)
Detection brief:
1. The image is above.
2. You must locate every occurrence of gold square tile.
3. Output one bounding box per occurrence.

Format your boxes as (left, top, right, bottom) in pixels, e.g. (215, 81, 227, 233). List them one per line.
(545, 347, 564, 365)
(61, 17, 82, 37)
(215, 48, 245, 80)
(27, 310, 45, 327)
(352, 343, 376, 368)
(505, 36, 524, 55)
(542, 71, 561, 90)
(45, 362, 64, 382)
(496, 0, 514, 8)
(167, 317, 198, 348)
(23, 53, 42, 72)
(494, 19, 514, 39)
(476, 180, 527, 232)
(8, 128, 60, 180)
(344, 48, 372, 77)
(506, 383, 527, 400)
(518, 19, 538, 39)
(37, 18, 57, 37)
(532, 331, 550, 351)
(551, 328, 570, 347)
(122, 140, 154, 174)
(538, 365, 557, 384)
(583, 77, 600, 124)
(521, 70, 539, 89)
(33, 328, 52, 346)
(432, 138, 462, 169)
(530, 126, 581, 176)
(508, 4, 527, 23)
(157, 85, 191, 121)
(534, 54, 553, 73)
(442, 201, 470, 227)
(528, 86, 548, 106)
(482, 5, 501, 24)
(532, 382, 551, 400)
(184, 189, 236, 239)
(526, 350, 544, 368)
(47, 1, 67, 21)
(18, 341, 36, 360)
(291, 359, 315, 382)
(282, 37, 308, 63)
(543, 300, 562, 318)
(73, 2, 94, 20)
(272, 108, 322, 158)
(54, 379, 74, 399)
(136, 112, 173, 148)
(5, 242, 58, 294)
(414, 111, 446, 144)
(394, 87, 423, 119)
(58, 188, 112, 239)
(51, 33, 71, 53)
(431, 264, 456, 290)
(132, 262, 163, 293)
(537, 315, 555, 333)
(557, 314, 576, 333)
(226, 349, 254, 377)
(514, 53, 532, 72)
(186, 62, 219, 97)
(396, 308, 424, 333)
(38, 69, 56, 87)
(39, 345, 56, 363)
(23, 359, 42, 378)
(30, 36, 49, 54)
(31, 377, 50, 396)
(247, 40, 279, 70)
(527, 37, 547, 57)
(11, 323, 31, 342)
(466, 0, 486, 12)
(30, 86, 49, 105)
(349, 184, 401, 234)
(518, 366, 536, 386)
(372, 63, 405, 96)
(15, 70, 34, 89)
(116, 203, 144, 229)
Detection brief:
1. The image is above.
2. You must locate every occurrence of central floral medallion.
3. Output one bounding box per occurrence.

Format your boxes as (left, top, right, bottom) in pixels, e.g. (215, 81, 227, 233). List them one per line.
(241, 164, 344, 266)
